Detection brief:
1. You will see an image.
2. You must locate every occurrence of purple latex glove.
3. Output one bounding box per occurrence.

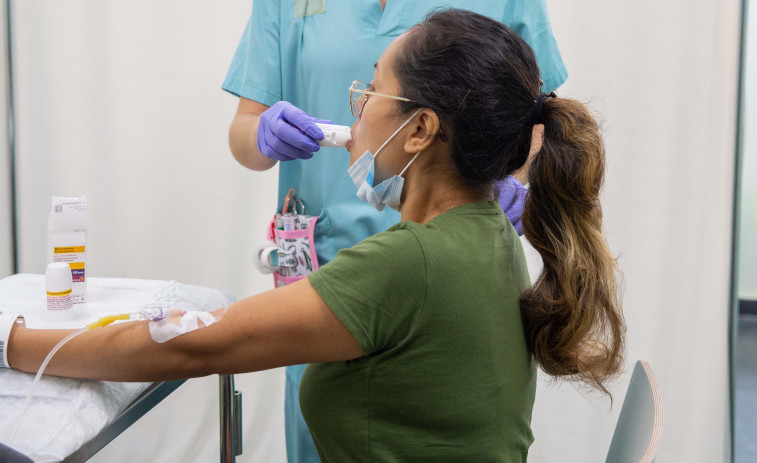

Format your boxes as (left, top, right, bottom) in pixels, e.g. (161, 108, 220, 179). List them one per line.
(257, 101, 328, 161)
(496, 176, 527, 236)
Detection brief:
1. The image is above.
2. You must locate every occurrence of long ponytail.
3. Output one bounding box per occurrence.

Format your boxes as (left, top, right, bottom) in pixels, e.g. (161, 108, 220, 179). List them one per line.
(520, 98, 625, 396)
(392, 8, 625, 395)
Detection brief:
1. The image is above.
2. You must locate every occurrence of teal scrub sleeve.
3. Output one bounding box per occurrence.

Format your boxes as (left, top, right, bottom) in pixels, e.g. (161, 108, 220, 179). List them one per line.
(509, 0, 568, 92)
(222, 0, 281, 106)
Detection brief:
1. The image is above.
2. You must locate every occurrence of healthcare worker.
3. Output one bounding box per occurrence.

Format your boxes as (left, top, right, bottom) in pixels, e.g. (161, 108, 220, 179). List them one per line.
(223, 1, 567, 461)
(4, 9, 624, 461)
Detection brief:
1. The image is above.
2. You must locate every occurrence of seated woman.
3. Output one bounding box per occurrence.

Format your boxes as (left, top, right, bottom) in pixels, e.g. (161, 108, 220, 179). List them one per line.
(3, 9, 624, 461)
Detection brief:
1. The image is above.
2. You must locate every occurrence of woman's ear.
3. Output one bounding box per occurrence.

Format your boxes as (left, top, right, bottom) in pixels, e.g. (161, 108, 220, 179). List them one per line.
(404, 109, 440, 154)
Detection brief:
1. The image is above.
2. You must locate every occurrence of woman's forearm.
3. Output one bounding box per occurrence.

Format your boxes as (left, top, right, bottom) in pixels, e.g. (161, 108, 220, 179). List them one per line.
(7, 319, 213, 382)
(5, 279, 363, 382)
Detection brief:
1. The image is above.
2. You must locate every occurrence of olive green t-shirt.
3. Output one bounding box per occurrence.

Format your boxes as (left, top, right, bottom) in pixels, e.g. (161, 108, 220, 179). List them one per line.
(303, 201, 535, 462)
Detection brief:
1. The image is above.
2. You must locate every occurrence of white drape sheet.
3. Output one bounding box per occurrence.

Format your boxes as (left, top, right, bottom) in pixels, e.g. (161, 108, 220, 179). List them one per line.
(7, 0, 738, 461)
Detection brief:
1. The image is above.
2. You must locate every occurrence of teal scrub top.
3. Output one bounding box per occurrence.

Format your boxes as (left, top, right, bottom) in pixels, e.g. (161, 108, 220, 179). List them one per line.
(222, 0, 567, 265)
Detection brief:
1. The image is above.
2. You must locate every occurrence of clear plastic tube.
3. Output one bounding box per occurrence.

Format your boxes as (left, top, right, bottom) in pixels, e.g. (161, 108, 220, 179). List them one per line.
(9, 327, 87, 445)
(9, 305, 214, 444)
(9, 308, 167, 445)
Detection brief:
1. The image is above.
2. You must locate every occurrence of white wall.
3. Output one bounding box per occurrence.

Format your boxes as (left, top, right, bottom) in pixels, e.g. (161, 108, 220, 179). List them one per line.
(740, 0, 757, 300)
(0, 1, 13, 279)
(7, 0, 741, 462)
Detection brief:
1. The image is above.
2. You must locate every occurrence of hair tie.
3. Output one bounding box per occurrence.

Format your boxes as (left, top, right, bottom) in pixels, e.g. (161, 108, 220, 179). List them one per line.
(529, 91, 557, 125)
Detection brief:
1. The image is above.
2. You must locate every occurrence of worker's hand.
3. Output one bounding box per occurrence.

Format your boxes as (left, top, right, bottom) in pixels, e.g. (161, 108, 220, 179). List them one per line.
(257, 101, 328, 161)
(497, 176, 527, 236)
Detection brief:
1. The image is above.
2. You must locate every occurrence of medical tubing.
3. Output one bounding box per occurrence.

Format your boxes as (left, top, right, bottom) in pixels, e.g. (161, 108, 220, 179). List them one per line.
(8, 310, 166, 444)
(9, 309, 173, 444)
(9, 327, 87, 445)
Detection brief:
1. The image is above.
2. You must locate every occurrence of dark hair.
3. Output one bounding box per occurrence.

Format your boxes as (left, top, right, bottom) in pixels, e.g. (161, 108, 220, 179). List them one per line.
(395, 9, 625, 395)
(395, 9, 540, 186)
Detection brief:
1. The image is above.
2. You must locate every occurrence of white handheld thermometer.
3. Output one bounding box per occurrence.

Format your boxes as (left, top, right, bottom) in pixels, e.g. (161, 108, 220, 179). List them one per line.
(316, 123, 351, 148)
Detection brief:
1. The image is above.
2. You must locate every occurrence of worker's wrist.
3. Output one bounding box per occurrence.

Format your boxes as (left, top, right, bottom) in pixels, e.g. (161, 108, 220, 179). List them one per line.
(0, 312, 24, 368)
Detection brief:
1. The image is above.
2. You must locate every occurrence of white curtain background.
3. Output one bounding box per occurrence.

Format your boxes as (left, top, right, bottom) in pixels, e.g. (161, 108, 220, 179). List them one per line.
(11, 1, 285, 462)
(528, 1, 739, 461)
(0, 1, 13, 278)
(740, 1, 757, 301)
(4, 0, 740, 462)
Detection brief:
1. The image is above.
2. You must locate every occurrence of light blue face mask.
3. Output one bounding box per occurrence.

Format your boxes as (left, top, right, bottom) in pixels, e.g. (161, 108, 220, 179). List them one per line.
(347, 109, 423, 212)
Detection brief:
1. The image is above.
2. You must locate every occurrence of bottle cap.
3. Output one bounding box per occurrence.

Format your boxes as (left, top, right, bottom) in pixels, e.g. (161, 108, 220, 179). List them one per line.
(46, 262, 73, 293)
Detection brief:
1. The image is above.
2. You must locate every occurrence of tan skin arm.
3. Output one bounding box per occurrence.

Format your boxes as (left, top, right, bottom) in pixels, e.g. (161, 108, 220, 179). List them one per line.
(7, 279, 364, 382)
(228, 97, 278, 171)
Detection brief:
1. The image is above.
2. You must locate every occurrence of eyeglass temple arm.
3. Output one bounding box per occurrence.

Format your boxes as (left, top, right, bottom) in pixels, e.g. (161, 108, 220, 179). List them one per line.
(352, 87, 415, 103)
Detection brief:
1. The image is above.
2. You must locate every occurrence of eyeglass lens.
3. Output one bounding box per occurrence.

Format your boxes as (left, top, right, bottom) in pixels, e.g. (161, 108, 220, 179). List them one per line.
(350, 80, 367, 117)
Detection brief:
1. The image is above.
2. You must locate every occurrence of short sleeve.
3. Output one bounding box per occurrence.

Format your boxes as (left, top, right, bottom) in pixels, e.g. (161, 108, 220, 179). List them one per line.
(308, 228, 427, 356)
(508, 0, 568, 92)
(221, 0, 282, 106)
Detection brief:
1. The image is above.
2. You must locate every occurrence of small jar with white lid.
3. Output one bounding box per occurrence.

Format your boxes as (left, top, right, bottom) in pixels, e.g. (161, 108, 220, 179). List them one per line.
(46, 262, 74, 321)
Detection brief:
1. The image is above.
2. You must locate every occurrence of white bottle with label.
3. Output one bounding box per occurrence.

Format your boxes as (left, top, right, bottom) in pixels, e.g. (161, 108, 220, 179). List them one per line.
(46, 262, 75, 321)
(48, 195, 87, 303)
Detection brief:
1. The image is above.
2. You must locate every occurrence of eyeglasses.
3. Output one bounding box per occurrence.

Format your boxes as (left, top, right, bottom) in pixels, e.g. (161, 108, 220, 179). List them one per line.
(349, 80, 417, 117)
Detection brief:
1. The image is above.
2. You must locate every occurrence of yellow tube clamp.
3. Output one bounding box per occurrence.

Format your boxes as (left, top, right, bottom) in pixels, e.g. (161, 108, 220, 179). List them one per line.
(87, 314, 130, 330)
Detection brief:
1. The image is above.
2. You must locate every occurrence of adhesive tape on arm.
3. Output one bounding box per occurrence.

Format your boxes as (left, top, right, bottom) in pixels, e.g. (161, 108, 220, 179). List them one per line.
(316, 123, 351, 148)
(0, 313, 21, 368)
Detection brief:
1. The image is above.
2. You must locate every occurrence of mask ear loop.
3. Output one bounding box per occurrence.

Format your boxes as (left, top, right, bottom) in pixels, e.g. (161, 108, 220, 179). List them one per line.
(398, 150, 422, 177)
(373, 108, 423, 159)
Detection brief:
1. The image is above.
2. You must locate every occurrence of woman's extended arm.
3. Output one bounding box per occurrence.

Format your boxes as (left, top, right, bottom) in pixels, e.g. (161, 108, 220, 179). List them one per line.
(7, 278, 364, 382)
